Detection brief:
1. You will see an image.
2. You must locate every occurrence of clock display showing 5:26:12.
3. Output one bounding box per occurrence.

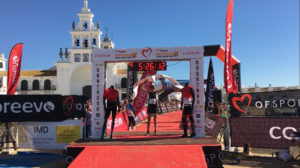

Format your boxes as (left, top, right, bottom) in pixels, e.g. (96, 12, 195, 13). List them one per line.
(134, 62, 167, 71)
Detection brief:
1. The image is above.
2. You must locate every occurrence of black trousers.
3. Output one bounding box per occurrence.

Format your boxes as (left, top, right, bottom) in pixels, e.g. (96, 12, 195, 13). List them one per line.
(102, 102, 117, 138)
(182, 105, 195, 134)
(128, 116, 136, 127)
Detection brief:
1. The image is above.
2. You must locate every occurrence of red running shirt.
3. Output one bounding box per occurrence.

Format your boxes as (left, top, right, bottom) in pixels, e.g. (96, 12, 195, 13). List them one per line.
(103, 88, 119, 102)
(182, 85, 193, 99)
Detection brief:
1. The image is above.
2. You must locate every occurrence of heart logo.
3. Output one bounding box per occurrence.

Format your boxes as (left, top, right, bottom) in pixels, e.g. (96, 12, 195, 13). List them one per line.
(232, 94, 251, 114)
(63, 96, 74, 116)
(142, 48, 152, 59)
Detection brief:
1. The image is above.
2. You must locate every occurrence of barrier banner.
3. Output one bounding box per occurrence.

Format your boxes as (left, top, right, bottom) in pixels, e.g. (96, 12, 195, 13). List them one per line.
(62, 95, 87, 119)
(228, 89, 300, 116)
(106, 108, 148, 131)
(230, 117, 300, 148)
(18, 120, 82, 149)
(0, 95, 64, 122)
(205, 114, 224, 138)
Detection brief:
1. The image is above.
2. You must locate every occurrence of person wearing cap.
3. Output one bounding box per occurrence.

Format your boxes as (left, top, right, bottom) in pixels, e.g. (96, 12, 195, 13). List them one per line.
(102, 85, 121, 140)
(180, 82, 196, 137)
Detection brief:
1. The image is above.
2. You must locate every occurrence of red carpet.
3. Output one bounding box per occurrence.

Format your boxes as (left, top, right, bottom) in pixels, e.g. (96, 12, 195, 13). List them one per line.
(68, 111, 216, 168)
(114, 110, 183, 134)
(69, 145, 207, 168)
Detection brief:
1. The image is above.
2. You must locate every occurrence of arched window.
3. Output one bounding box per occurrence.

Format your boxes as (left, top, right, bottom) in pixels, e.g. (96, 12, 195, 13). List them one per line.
(83, 39, 88, 48)
(21, 80, 28, 90)
(75, 39, 80, 48)
(121, 77, 127, 88)
(92, 38, 97, 47)
(83, 22, 88, 31)
(32, 80, 40, 90)
(44, 79, 51, 90)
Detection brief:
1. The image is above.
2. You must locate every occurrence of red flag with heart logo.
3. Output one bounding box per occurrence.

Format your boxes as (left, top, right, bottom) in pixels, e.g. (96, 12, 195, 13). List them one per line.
(7, 43, 23, 95)
(224, 0, 238, 94)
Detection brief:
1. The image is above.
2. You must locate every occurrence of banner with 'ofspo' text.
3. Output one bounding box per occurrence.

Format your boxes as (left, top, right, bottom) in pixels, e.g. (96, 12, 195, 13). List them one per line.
(228, 89, 300, 116)
(0, 95, 65, 122)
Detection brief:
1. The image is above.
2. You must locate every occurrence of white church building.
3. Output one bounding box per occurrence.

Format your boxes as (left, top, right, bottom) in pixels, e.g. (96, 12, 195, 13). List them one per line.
(0, 0, 130, 100)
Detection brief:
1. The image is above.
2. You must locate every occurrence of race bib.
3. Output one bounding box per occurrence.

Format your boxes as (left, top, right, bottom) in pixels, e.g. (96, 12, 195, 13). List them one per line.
(149, 98, 157, 105)
(183, 98, 192, 105)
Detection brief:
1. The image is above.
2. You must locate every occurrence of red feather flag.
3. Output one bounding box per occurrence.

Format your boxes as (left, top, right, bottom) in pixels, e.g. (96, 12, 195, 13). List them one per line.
(224, 0, 238, 94)
(7, 43, 23, 95)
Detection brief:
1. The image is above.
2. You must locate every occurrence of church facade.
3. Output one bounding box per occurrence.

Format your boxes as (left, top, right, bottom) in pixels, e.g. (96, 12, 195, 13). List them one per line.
(0, 0, 129, 100)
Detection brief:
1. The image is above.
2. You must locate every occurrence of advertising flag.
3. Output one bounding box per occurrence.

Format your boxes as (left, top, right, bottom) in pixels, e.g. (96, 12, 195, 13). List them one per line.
(7, 43, 23, 95)
(205, 58, 217, 114)
(132, 70, 157, 115)
(224, 0, 238, 94)
(127, 62, 138, 100)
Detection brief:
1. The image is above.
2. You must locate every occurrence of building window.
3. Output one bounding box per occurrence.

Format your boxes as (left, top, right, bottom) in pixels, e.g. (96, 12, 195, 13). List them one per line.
(75, 39, 80, 48)
(104, 46, 109, 49)
(32, 80, 39, 90)
(21, 80, 28, 90)
(74, 54, 81, 62)
(83, 39, 88, 48)
(83, 22, 88, 31)
(0, 62, 3, 68)
(92, 38, 97, 47)
(121, 77, 127, 88)
(83, 53, 89, 62)
(44, 79, 51, 90)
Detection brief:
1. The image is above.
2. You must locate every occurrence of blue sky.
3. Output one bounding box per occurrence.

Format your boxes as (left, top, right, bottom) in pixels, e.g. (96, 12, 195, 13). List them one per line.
(0, 0, 299, 88)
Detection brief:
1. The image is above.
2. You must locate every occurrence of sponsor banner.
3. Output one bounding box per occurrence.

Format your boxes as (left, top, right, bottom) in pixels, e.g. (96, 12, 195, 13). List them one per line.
(228, 90, 300, 116)
(18, 120, 82, 149)
(0, 95, 65, 122)
(224, 0, 238, 94)
(7, 43, 23, 95)
(92, 46, 204, 62)
(62, 95, 87, 119)
(190, 59, 205, 137)
(127, 63, 138, 100)
(230, 117, 300, 148)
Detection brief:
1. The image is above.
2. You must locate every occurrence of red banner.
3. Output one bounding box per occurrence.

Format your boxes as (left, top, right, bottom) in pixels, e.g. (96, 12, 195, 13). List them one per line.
(7, 43, 23, 95)
(224, 0, 238, 94)
(132, 71, 157, 115)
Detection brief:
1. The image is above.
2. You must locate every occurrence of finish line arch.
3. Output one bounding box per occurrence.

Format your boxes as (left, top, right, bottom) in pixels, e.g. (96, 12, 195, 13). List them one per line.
(91, 45, 240, 139)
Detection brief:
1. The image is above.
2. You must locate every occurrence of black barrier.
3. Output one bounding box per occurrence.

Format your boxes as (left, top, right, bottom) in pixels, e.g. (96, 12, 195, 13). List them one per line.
(228, 89, 300, 116)
(203, 146, 223, 168)
(62, 95, 87, 119)
(230, 117, 300, 149)
(0, 95, 65, 122)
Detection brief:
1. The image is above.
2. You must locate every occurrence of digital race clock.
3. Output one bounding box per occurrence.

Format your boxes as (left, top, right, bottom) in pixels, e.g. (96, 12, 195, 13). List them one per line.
(132, 62, 167, 71)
